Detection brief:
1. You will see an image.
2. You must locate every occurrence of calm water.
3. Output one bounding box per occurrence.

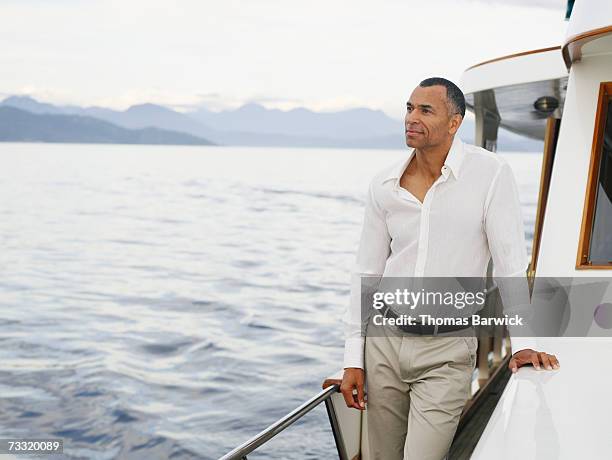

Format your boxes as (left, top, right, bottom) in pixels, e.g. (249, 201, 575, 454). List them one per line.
(0, 143, 540, 460)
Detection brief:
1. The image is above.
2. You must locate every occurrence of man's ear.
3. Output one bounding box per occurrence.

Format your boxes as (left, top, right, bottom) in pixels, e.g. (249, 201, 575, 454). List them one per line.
(448, 114, 463, 135)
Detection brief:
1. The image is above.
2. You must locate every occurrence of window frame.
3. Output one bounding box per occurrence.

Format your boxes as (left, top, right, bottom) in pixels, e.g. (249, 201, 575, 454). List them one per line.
(529, 116, 560, 281)
(576, 81, 612, 269)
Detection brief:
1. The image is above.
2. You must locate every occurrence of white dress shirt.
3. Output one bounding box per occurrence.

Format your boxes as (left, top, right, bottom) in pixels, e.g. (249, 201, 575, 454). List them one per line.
(344, 136, 537, 369)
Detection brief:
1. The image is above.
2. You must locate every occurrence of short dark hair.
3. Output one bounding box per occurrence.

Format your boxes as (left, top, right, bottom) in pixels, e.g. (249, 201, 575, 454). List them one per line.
(419, 77, 466, 118)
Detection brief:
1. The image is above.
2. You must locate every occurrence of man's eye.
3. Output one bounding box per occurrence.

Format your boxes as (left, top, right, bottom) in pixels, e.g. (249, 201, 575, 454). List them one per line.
(422, 108, 430, 113)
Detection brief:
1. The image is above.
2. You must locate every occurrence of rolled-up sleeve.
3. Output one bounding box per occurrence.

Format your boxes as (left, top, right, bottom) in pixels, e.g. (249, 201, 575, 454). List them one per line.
(484, 161, 537, 353)
(343, 180, 391, 369)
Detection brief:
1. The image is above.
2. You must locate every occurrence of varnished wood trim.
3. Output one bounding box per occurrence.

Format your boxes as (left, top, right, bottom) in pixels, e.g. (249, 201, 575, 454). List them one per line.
(576, 82, 612, 269)
(466, 46, 561, 71)
(563, 25, 612, 69)
(529, 117, 560, 279)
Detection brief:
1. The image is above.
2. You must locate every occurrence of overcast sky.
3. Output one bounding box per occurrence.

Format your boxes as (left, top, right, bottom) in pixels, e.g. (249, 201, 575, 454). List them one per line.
(1, 0, 568, 118)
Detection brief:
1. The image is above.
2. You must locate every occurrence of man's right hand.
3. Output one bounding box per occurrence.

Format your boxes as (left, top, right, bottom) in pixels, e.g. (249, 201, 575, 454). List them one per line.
(340, 368, 366, 410)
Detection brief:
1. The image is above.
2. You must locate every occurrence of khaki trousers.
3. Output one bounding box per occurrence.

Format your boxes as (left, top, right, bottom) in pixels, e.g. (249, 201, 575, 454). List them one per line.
(365, 319, 477, 460)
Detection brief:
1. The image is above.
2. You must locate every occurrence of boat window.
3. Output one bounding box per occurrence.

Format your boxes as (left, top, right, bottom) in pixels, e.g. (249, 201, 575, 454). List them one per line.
(577, 82, 612, 268)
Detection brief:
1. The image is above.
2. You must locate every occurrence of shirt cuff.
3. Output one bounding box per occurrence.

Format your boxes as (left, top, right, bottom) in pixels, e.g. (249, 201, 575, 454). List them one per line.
(510, 336, 537, 354)
(343, 337, 365, 369)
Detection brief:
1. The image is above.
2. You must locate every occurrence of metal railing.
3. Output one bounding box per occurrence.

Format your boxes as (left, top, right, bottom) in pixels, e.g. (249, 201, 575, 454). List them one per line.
(218, 384, 340, 460)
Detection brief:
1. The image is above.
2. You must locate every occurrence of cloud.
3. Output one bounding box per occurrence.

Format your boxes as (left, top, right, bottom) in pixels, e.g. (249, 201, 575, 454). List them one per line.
(0, 0, 568, 118)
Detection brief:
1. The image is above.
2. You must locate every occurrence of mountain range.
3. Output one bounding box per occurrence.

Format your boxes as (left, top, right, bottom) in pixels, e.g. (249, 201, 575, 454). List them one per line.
(0, 95, 542, 151)
(0, 106, 213, 145)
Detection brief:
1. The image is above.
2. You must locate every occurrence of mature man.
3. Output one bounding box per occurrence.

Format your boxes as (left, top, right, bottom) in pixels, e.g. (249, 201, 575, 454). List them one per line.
(340, 77, 559, 460)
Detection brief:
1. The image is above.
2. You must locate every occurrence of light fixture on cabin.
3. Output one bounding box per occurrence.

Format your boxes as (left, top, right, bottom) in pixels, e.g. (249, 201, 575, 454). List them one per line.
(534, 96, 559, 114)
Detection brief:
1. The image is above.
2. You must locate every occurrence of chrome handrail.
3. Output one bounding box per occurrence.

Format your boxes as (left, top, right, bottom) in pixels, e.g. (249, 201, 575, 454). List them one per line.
(218, 384, 340, 460)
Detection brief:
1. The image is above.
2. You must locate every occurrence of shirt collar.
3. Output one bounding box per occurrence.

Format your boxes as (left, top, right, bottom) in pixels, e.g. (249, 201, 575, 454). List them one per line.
(444, 136, 465, 179)
(382, 136, 465, 183)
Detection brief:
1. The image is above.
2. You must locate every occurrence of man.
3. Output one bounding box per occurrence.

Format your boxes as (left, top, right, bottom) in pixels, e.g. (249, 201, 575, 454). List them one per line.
(340, 77, 560, 460)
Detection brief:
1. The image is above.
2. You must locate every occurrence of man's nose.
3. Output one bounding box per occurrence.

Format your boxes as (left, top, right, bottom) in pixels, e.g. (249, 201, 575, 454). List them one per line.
(405, 117, 421, 129)
(405, 111, 420, 125)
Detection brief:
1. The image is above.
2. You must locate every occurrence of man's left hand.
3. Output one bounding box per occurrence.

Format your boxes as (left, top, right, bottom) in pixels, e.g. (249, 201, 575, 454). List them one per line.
(509, 349, 560, 373)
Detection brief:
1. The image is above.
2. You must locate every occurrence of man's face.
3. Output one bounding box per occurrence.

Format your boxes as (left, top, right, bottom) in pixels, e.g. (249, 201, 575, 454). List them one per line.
(404, 85, 462, 149)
